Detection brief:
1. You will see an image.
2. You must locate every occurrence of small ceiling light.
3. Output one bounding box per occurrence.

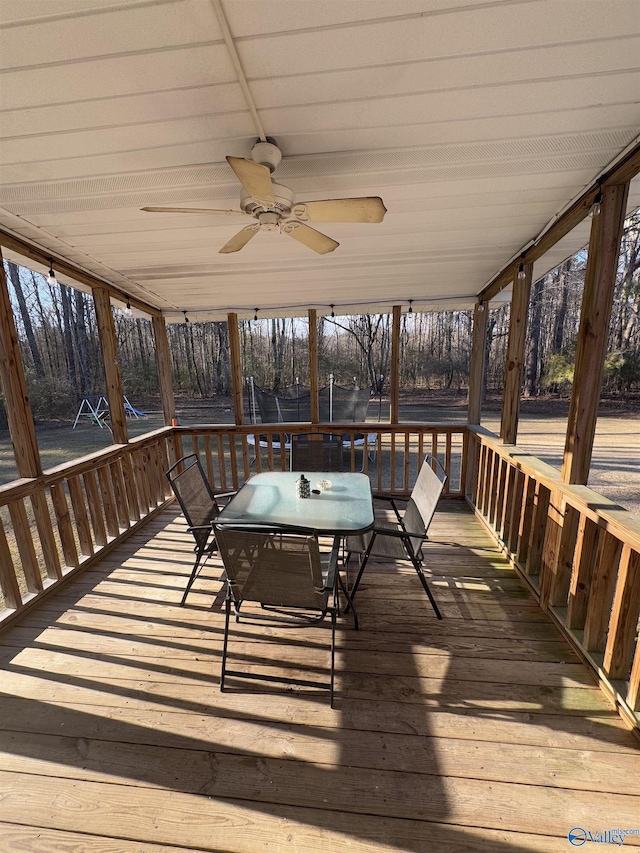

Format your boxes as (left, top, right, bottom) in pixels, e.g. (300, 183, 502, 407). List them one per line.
(254, 308, 259, 321)
(589, 187, 603, 218)
(124, 299, 133, 317)
(517, 261, 526, 281)
(408, 299, 413, 314)
(477, 302, 485, 313)
(330, 304, 335, 318)
(183, 310, 189, 324)
(46, 259, 57, 286)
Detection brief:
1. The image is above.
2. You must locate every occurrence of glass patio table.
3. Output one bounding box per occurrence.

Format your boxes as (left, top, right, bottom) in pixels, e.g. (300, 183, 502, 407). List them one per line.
(216, 471, 374, 535)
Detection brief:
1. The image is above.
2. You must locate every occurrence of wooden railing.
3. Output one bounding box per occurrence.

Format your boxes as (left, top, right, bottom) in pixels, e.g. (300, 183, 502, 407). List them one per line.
(174, 422, 467, 498)
(0, 427, 176, 626)
(467, 426, 640, 727)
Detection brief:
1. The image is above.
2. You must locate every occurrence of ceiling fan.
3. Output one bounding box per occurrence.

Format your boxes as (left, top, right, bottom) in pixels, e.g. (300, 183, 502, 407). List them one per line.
(142, 139, 387, 255)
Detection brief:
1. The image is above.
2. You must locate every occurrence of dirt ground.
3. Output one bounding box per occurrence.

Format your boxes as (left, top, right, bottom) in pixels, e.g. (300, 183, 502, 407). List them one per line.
(1, 391, 638, 517)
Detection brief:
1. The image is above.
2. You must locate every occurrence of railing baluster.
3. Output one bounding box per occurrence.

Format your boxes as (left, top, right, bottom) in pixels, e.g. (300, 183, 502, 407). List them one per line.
(67, 475, 94, 558)
(583, 531, 623, 652)
(603, 546, 640, 680)
(50, 482, 79, 569)
(0, 515, 22, 609)
(8, 500, 42, 590)
(83, 470, 107, 548)
(31, 490, 62, 580)
(216, 434, 227, 490)
(97, 464, 120, 538)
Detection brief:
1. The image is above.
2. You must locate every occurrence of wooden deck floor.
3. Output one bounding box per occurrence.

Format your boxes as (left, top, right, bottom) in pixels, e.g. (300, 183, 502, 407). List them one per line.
(0, 501, 638, 852)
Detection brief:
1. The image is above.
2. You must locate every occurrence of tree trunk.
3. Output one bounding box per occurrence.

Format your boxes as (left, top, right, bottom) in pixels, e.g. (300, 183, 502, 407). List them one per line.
(525, 279, 544, 396)
(60, 284, 78, 399)
(6, 261, 45, 378)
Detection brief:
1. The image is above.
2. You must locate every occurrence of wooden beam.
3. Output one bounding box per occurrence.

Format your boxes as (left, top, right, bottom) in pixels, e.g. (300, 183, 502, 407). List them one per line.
(467, 301, 488, 425)
(0, 228, 160, 317)
(390, 305, 401, 423)
(308, 309, 319, 423)
(151, 315, 176, 426)
(93, 286, 128, 445)
(500, 263, 532, 445)
(0, 246, 42, 478)
(480, 142, 640, 303)
(561, 183, 629, 484)
(227, 312, 244, 426)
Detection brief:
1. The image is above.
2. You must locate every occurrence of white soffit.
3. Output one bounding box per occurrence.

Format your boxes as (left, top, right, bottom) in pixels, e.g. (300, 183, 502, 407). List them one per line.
(0, 0, 639, 321)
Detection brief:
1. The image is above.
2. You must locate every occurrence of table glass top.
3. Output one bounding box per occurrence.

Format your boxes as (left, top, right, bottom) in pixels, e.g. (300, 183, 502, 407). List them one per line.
(217, 471, 374, 534)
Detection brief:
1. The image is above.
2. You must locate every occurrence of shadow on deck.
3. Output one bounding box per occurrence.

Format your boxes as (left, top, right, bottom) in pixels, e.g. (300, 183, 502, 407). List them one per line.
(0, 502, 638, 851)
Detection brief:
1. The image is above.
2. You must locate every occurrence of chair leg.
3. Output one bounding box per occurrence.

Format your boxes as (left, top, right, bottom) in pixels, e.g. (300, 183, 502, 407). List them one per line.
(220, 591, 232, 691)
(347, 531, 377, 605)
(180, 546, 206, 606)
(408, 551, 442, 620)
(329, 607, 337, 708)
(338, 572, 359, 630)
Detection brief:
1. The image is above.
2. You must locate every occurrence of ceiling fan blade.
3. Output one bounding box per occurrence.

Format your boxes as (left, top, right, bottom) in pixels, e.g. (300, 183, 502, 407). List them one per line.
(226, 156, 274, 203)
(141, 206, 243, 215)
(282, 221, 339, 254)
(219, 225, 260, 254)
(293, 197, 387, 223)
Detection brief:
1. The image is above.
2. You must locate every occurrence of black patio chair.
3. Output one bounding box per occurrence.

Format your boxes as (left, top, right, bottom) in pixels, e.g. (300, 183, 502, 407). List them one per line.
(165, 454, 236, 605)
(345, 455, 446, 618)
(214, 524, 358, 707)
(290, 434, 344, 472)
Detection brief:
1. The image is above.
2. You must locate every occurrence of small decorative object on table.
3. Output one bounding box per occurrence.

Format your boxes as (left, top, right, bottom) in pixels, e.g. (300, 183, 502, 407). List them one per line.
(317, 479, 332, 491)
(296, 474, 311, 499)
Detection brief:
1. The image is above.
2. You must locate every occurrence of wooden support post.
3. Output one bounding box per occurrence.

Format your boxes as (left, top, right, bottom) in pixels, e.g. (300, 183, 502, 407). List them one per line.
(227, 312, 244, 426)
(467, 301, 488, 425)
(308, 309, 319, 423)
(93, 287, 128, 445)
(390, 305, 401, 423)
(0, 247, 42, 477)
(152, 315, 176, 426)
(500, 262, 532, 445)
(562, 183, 629, 484)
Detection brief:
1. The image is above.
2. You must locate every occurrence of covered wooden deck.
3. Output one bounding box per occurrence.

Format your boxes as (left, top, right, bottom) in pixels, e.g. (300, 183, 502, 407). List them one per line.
(0, 500, 638, 852)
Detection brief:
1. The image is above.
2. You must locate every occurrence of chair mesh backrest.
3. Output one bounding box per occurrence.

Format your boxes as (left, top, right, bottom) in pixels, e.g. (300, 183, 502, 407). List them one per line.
(214, 527, 326, 610)
(290, 436, 344, 471)
(167, 456, 219, 529)
(402, 459, 446, 553)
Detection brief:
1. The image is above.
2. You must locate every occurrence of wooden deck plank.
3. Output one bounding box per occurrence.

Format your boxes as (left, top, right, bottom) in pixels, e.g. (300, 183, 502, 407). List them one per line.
(0, 501, 638, 852)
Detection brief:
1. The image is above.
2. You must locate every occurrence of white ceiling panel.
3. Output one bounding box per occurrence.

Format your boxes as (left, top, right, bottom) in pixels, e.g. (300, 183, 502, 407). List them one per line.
(0, 0, 220, 69)
(0, 0, 638, 320)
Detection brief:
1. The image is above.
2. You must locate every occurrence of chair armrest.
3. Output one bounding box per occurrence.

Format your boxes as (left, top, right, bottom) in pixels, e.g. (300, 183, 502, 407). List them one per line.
(371, 493, 403, 524)
(187, 524, 213, 535)
(215, 490, 237, 503)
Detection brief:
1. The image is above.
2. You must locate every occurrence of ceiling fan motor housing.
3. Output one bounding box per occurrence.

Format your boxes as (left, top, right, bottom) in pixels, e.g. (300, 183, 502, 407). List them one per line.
(240, 181, 294, 218)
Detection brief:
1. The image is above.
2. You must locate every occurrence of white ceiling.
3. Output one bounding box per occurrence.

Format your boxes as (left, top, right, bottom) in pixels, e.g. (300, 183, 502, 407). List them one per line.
(0, 0, 639, 320)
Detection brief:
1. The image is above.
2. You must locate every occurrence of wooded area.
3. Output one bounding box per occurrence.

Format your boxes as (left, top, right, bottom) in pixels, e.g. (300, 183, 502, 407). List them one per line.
(1, 210, 638, 427)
